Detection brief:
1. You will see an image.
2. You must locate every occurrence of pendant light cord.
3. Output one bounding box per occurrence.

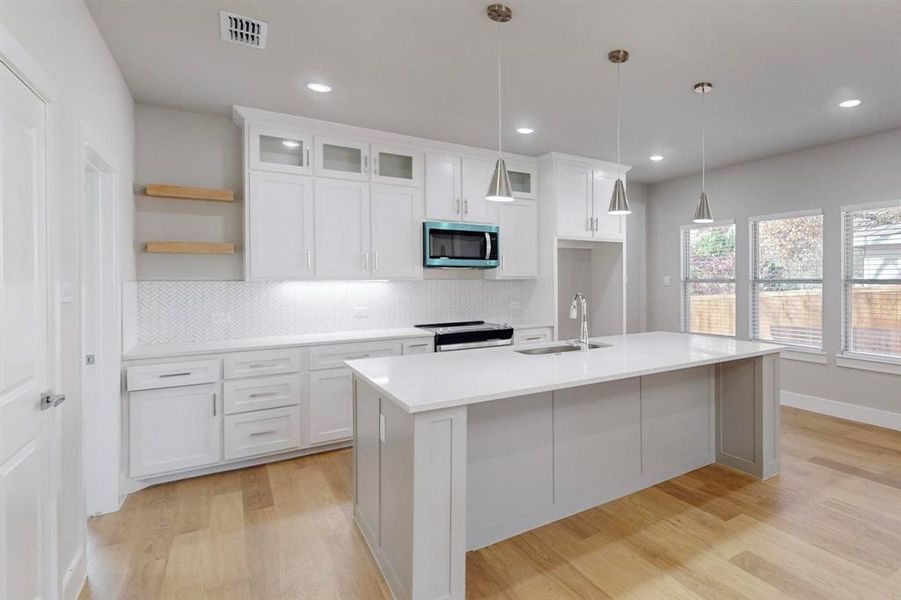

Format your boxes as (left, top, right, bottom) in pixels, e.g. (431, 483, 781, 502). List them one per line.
(496, 21, 503, 158)
(616, 62, 622, 167)
(701, 88, 706, 193)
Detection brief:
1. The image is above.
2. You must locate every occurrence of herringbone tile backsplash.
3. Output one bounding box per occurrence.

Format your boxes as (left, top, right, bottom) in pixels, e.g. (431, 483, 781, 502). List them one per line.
(135, 280, 537, 345)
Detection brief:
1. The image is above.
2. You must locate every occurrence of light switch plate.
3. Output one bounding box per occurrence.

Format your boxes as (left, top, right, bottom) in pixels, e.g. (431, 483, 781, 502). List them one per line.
(663, 275, 672, 287)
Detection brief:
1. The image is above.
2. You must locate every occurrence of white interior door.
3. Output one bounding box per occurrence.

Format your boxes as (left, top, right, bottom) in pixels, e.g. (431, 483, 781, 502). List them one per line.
(0, 62, 53, 600)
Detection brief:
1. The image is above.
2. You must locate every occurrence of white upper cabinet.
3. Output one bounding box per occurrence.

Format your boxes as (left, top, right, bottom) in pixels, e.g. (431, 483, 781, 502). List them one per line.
(248, 124, 313, 175)
(544, 155, 627, 242)
(506, 161, 537, 200)
(487, 199, 538, 279)
(315, 178, 371, 279)
(371, 144, 423, 187)
(461, 157, 497, 224)
(315, 136, 370, 181)
(370, 184, 423, 279)
(247, 172, 315, 280)
(592, 171, 624, 240)
(425, 152, 463, 221)
(556, 162, 594, 240)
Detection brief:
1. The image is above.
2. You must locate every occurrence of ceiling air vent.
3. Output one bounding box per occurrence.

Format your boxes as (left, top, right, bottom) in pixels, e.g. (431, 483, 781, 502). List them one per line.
(219, 11, 267, 49)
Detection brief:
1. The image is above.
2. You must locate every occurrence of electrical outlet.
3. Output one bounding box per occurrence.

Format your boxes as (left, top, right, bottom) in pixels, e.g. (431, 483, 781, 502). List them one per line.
(353, 306, 369, 319)
(210, 312, 231, 324)
(663, 275, 672, 287)
(510, 300, 521, 312)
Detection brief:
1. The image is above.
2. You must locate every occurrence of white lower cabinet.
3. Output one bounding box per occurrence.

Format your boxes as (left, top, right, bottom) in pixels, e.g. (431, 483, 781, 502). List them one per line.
(308, 367, 354, 445)
(513, 327, 553, 345)
(129, 383, 221, 478)
(224, 405, 302, 461)
(402, 338, 434, 354)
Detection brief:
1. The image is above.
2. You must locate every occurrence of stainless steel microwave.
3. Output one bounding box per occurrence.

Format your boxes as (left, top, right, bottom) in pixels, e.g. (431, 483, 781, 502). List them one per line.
(423, 221, 499, 268)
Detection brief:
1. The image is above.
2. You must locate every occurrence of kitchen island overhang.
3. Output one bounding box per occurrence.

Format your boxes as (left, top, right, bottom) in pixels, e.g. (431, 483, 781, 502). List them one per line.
(347, 331, 784, 600)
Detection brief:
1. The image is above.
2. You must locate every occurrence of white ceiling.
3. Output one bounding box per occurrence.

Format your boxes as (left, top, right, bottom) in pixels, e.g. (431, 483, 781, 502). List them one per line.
(86, 0, 901, 183)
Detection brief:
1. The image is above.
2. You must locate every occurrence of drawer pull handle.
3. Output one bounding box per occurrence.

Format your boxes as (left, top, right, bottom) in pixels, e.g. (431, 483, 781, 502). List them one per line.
(525, 336, 542, 341)
(249, 391, 279, 398)
(408, 343, 429, 348)
(248, 362, 279, 369)
(345, 353, 370, 360)
(159, 372, 192, 378)
(249, 430, 277, 437)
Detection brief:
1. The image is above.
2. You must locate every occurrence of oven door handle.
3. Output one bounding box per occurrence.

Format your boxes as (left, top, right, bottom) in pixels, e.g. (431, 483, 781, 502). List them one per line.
(436, 338, 512, 352)
(485, 232, 491, 260)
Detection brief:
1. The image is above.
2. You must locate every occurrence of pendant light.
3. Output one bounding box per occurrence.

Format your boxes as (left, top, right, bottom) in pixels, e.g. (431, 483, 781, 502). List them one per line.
(485, 4, 514, 202)
(692, 82, 714, 223)
(607, 49, 631, 216)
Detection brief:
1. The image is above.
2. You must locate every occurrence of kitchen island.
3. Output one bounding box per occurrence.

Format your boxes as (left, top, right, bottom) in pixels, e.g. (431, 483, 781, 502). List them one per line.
(347, 331, 783, 600)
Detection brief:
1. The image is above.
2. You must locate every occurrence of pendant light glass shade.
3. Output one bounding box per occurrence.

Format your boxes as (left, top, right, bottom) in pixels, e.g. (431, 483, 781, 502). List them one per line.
(693, 191, 713, 223)
(608, 178, 630, 215)
(487, 158, 514, 202)
(608, 49, 631, 216)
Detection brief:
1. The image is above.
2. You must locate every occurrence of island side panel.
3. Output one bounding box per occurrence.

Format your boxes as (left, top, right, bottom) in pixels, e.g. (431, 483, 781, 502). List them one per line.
(411, 404, 467, 600)
(715, 354, 781, 479)
(640, 365, 716, 478)
(467, 392, 554, 550)
(354, 378, 381, 547)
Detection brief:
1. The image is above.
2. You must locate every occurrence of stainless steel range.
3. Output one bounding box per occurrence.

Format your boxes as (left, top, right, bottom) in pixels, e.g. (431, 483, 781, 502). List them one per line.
(415, 321, 514, 352)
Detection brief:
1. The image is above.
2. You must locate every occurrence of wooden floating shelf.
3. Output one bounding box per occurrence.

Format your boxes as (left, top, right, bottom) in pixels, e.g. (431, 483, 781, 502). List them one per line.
(144, 184, 235, 203)
(145, 241, 235, 255)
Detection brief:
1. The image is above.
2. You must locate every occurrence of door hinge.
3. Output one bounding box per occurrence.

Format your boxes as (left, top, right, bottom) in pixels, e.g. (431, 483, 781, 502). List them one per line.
(41, 391, 66, 411)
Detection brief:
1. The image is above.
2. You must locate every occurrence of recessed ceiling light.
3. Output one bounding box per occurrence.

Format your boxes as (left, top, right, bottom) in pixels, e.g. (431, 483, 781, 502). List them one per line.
(516, 127, 534, 135)
(839, 98, 861, 108)
(649, 155, 664, 162)
(282, 140, 300, 148)
(306, 82, 332, 93)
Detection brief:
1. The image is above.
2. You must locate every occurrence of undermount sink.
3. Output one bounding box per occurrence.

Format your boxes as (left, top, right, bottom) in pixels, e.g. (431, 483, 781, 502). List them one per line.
(516, 342, 609, 355)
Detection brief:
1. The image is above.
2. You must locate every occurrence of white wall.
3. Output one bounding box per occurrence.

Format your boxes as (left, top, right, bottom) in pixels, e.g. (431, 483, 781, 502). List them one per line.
(135, 103, 243, 280)
(625, 182, 648, 332)
(646, 129, 901, 415)
(0, 0, 134, 596)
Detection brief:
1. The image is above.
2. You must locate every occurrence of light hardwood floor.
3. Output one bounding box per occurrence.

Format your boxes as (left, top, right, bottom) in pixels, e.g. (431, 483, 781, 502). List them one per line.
(82, 407, 901, 599)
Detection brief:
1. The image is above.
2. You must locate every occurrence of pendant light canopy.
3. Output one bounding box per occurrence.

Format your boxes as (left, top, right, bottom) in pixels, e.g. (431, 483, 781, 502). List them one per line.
(692, 82, 714, 223)
(607, 49, 631, 216)
(486, 3, 514, 202)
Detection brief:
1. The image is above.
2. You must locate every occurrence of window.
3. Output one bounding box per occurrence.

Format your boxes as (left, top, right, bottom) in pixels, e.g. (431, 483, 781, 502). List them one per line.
(750, 212, 823, 349)
(842, 203, 901, 360)
(681, 222, 736, 336)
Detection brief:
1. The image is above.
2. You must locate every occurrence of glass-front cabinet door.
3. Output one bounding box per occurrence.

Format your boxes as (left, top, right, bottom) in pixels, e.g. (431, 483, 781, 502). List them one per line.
(371, 144, 423, 187)
(505, 162, 537, 200)
(249, 125, 313, 175)
(314, 136, 370, 181)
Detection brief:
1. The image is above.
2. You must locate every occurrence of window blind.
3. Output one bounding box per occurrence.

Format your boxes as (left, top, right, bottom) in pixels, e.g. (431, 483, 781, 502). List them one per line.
(843, 204, 901, 359)
(682, 223, 736, 337)
(750, 213, 823, 349)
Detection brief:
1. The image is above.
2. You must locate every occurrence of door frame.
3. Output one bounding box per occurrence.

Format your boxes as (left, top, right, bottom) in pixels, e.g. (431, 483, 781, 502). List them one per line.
(79, 126, 121, 518)
(0, 19, 63, 599)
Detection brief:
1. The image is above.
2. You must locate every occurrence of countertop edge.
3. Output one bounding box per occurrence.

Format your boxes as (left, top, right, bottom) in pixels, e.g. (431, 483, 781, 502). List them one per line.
(124, 328, 435, 361)
(347, 346, 784, 415)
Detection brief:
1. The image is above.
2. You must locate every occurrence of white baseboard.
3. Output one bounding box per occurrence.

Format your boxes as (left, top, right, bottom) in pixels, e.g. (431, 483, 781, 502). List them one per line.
(62, 547, 86, 600)
(781, 391, 901, 431)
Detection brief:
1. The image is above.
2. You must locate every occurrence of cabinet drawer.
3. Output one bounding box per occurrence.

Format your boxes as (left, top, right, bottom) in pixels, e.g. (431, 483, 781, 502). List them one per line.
(223, 348, 304, 379)
(126, 359, 220, 392)
(402, 338, 434, 354)
(223, 374, 302, 415)
(514, 327, 553, 345)
(308, 340, 402, 370)
(224, 406, 301, 461)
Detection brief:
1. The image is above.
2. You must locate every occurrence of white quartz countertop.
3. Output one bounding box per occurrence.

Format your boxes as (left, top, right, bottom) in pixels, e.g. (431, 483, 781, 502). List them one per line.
(124, 327, 434, 360)
(347, 331, 783, 414)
